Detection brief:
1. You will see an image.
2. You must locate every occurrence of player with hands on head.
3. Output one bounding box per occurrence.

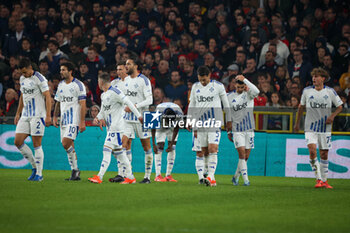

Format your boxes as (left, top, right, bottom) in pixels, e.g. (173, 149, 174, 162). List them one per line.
(227, 74, 260, 186)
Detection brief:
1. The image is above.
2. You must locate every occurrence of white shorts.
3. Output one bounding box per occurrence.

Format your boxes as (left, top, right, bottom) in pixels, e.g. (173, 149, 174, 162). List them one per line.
(60, 125, 79, 142)
(305, 132, 332, 150)
(156, 128, 178, 143)
(104, 131, 123, 150)
(16, 117, 46, 136)
(124, 122, 150, 139)
(233, 131, 255, 149)
(198, 129, 221, 148)
(192, 132, 201, 152)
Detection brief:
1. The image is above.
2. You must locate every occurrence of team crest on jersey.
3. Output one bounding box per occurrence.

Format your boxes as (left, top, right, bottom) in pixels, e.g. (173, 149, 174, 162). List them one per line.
(209, 87, 214, 92)
(323, 95, 328, 100)
(30, 82, 34, 86)
(106, 97, 110, 102)
(134, 84, 139, 88)
(69, 88, 75, 93)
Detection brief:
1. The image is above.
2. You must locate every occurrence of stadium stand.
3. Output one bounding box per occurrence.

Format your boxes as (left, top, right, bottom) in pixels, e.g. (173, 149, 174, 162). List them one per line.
(0, 0, 349, 131)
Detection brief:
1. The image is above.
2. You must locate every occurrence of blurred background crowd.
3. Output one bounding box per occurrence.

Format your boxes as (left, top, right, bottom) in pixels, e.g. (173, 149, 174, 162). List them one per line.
(0, 0, 349, 129)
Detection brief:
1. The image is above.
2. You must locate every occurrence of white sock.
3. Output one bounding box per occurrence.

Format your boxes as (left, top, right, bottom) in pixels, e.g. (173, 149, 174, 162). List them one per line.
(71, 150, 78, 170)
(166, 145, 176, 176)
(66, 146, 78, 170)
(144, 149, 153, 179)
(18, 143, 36, 168)
(126, 149, 132, 163)
(208, 153, 217, 180)
(113, 150, 124, 177)
(204, 155, 209, 175)
(34, 146, 44, 176)
(155, 150, 163, 177)
(66, 146, 74, 170)
(234, 162, 241, 181)
(116, 149, 134, 179)
(126, 149, 132, 172)
(97, 147, 112, 179)
(195, 156, 204, 180)
(310, 159, 321, 180)
(320, 159, 329, 182)
(239, 159, 249, 183)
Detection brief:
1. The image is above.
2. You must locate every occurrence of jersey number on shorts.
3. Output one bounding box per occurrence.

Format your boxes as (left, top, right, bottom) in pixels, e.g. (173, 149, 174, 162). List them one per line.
(215, 131, 220, 142)
(326, 136, 331, 147)
(107, 132, 122, 145)
(69, 126, 76, 133)
(249, 137, 254, 147)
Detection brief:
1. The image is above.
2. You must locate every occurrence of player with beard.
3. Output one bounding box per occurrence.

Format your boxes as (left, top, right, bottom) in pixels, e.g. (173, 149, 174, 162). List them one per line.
(53, 62, 86, 181)
(122, 55, 153, 183)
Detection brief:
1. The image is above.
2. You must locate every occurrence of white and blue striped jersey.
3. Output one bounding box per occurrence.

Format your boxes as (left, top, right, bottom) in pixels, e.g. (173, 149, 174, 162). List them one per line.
(111, 78, 126, 94)
(301, 85, 342, 133)
(55, 78, 86, 126)
(123, 74, 152, 122)
(97, 86, 129, 132)
(227, 79, 260, 132)
(156, 102, 184, 128)
(20, 71, 49, 118)
(188, 80, 231, 127)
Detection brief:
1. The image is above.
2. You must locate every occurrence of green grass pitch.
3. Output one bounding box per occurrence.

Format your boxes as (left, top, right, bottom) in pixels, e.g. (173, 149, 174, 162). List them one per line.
(1, 169, 350, 233)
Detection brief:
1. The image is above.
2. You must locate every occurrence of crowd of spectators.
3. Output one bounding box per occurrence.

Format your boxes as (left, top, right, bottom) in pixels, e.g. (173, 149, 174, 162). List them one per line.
(0, 0, 349, 127)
